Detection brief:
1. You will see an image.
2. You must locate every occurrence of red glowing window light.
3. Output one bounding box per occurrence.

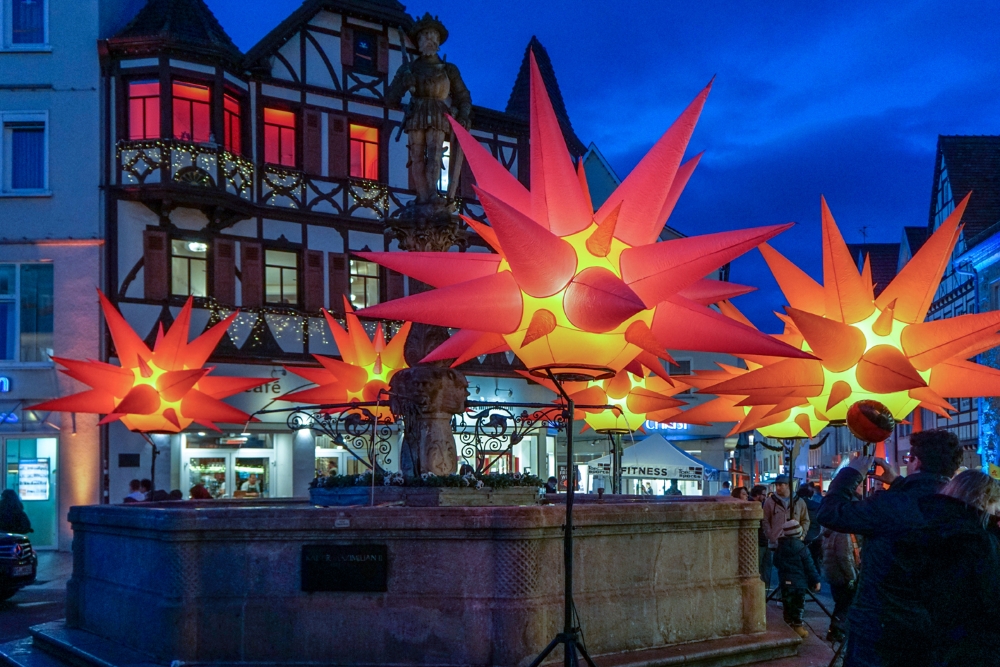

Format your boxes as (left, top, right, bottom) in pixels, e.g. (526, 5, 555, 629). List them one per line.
(264, 108, 296, 167)
(172, 82, 211, 143)
(223, 94, 241, 154)
(350, 124, 379, 180)
(128, 81, 159, 140)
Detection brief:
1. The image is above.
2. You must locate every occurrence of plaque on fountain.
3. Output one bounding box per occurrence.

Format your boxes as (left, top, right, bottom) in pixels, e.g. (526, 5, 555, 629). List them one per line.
(301, 544, 388, 592)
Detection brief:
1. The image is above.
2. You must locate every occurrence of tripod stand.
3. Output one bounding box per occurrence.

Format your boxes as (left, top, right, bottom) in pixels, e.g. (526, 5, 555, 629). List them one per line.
(526, 367, 610, 667)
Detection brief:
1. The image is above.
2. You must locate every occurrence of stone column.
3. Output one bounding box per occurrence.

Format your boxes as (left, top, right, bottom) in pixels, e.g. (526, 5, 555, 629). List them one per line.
(390, 364, 468, 477)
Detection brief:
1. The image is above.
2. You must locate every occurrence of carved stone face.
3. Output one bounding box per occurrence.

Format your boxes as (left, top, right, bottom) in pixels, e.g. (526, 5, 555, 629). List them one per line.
(418, 29, 441, 57)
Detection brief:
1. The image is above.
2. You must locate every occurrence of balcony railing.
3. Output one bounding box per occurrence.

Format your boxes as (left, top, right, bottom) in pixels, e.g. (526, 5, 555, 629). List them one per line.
(117, 139, 254, 201)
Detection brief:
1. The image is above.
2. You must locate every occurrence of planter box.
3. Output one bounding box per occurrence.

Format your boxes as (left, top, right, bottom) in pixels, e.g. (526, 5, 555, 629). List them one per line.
(309, 485, 541, 507)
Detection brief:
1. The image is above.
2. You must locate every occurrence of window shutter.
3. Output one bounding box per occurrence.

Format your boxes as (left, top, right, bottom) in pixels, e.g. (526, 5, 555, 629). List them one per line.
(340, 26, 354, 68)
(303, 109, 322, 175)
(143, 229, 168, 301)
(213, 238, 236, 305)
(241, 241, 263, 308)
(377, 34, 389, 74)
(328, 252, 349, 316)
(385, 268, 405, 301)
(328, 114, 349, 178)
(303, 249, 325, 313)
(460, 154, 477, 199)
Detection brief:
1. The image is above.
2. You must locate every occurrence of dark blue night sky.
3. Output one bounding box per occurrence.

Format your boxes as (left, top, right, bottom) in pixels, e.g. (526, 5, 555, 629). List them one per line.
(207, 0, 1000, 331)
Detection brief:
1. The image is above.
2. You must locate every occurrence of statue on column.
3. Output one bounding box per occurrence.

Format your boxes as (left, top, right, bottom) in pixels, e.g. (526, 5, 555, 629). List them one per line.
(386, 13, 471, 252)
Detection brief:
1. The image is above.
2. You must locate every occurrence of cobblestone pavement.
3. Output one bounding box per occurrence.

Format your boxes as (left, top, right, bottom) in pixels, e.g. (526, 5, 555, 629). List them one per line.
(0, 551, 72, 643)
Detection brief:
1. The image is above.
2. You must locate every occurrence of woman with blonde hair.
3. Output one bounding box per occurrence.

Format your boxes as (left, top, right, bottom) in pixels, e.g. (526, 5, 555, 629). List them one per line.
(901, 469, 1000, 666)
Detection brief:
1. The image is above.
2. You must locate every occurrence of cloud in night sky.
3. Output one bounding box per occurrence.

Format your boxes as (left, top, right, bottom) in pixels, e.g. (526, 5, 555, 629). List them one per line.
(206, 0, 1000, 330)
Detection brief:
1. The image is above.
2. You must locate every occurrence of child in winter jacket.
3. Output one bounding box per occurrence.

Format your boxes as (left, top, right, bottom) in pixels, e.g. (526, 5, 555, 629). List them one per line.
(775, 519, 821, 638)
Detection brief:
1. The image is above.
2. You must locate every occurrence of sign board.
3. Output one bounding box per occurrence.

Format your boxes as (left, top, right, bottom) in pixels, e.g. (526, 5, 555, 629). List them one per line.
(301, 544, 388, 592)
(18, 458, 50, 501)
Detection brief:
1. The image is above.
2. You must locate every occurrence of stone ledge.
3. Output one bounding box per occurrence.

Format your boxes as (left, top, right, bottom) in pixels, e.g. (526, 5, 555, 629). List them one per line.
(3, 620, 799, 667)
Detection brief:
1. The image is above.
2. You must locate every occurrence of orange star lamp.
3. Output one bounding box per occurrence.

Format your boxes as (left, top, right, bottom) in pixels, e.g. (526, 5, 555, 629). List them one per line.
(281, 299, 410, 419)
(693, 194, 1000, 430)
(355, 51, 809, 381)
(526, 361, 689, 433)
(31, 291, 268, 432)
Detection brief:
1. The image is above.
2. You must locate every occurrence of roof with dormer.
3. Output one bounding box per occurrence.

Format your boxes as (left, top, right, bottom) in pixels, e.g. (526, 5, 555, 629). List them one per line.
(245, 0, 413, 69)
(506, 36, 586, 158)
(109, 0, 244, 66)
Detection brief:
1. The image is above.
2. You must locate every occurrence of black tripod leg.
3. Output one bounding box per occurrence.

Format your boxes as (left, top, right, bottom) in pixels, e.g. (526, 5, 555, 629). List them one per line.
(576, 640, 599, 667)
(526, 636, 562, 667)
(807, 589, 833, 618)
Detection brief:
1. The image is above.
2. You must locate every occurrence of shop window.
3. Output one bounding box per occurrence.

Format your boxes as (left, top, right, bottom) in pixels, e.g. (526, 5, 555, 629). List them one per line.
(263, 108, 296, 167)
(128, 81, 160, 140)
(1, 112, 46, 193)
(4, 0, 46, 47)
(223, 94, 241, 154)
(172, 81, 211, 143)
(0, 263, 53, 362)
(265, 249, 298, 305)
(2, 438, 57, 547)
(170, 240, 208, 297)
(352, 30, 377, 74)
(349, 259, 379, 308)
(349, 124, 378, 180)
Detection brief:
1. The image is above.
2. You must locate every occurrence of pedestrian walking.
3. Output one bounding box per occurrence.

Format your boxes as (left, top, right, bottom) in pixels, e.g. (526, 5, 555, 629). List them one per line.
(763, 475, 810, 548)
(717, 480, 732, 495)
(664, 480, 683, 496)
(796, 483, 823, 572)
(897, 470, 1000, 667)
(774, 519, 820, 639)
(821, 525, 859, 643)
(817, 429, 963, 667)
(0, 489, 32, 535)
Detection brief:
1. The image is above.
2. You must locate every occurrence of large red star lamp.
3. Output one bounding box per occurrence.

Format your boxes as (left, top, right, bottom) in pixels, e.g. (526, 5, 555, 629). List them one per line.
(355, 51, 808, 381)
(280, 299, 410, 419)
(30, 292, 269, 432)
(689, 194, 1000, 431)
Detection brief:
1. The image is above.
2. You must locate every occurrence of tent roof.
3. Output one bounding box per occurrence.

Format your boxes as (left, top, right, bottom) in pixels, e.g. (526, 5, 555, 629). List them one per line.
(587, 434, 718, 477)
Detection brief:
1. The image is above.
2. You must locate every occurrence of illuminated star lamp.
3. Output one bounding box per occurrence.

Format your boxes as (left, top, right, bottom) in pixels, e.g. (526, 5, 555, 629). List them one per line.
(30, 292, 269, 432)
(692, 194, 1000, 431)
(524, 360, 689, 433)
(354, 51, 808, 382)
(675, 300, 831, 439)
(280, 299, 410, 420)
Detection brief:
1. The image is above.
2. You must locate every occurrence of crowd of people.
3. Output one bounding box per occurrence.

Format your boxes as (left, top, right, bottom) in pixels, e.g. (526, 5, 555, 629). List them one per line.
(122, 478, 194, 502)
(734, 429, 998, 667)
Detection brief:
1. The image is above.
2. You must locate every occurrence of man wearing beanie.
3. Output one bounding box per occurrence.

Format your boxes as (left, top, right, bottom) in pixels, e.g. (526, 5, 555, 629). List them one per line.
(817, 429, 962, 666)
(774, 518, 821, 638)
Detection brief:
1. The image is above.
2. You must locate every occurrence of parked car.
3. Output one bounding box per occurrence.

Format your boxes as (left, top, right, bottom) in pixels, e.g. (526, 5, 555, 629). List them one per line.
(0, 533, 37, 601)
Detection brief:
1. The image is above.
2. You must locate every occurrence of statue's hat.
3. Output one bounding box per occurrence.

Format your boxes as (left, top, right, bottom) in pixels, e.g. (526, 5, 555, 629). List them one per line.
(409, 13, 448, 45)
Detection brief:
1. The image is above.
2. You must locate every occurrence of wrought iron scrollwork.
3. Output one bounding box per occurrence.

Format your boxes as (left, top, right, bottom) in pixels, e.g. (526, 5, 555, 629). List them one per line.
(285, 404, 395, 473)
(454, 402, 569, 474)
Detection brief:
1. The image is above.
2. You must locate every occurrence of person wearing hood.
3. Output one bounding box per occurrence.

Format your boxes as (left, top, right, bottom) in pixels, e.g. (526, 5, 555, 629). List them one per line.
(762, 475, 810, 549)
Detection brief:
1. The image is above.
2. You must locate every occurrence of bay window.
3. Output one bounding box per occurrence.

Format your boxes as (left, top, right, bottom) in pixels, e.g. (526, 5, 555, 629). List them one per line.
(128, 81, 160, 140)
(263, 108, 296, 167)
(172, 81, 211, 143)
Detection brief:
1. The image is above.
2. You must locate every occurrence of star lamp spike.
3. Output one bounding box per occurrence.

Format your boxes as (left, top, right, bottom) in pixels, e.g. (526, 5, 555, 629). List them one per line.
(696, 195, 1000, 428)
(282, 309, 411, 419)
(360, 51, 807, 381)
(30, 291, 267, 433)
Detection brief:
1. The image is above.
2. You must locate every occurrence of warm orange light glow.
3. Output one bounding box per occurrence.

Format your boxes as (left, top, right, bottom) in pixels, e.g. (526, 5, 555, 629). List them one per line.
(356, 51, 809, 378)
(281, 298, 410, 420)
(680, 194, 1000, 437)
(30, 292, 269, 433)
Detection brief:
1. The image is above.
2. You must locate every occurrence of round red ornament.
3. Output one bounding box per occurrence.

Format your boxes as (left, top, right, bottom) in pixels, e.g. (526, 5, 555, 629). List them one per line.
(846, 399, 895, 443)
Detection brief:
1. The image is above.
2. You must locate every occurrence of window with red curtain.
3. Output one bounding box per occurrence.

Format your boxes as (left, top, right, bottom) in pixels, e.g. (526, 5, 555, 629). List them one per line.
(223, 94, 241, 154)
(172, 82, 211, 143)
(349, 124, 378, 180)
(128, 81, 160, 140)
(264, 108, 296, 167)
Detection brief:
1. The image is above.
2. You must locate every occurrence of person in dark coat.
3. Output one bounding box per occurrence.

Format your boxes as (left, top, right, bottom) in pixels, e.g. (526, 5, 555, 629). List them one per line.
(796, 483, 823, 571)
(774, 519, 820, 638)
(893, 470, 1000, 667)
(817, 429, 963, 667)
(0, 489, 32, 534)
